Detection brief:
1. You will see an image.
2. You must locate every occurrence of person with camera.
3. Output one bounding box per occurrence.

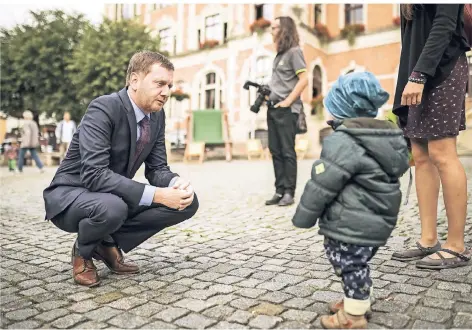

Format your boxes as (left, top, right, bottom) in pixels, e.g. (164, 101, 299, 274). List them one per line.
(265, 16, 308, 207)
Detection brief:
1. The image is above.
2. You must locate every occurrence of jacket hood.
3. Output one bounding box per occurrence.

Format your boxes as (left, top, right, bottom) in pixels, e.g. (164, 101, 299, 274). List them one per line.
(329, 118, 410, 177)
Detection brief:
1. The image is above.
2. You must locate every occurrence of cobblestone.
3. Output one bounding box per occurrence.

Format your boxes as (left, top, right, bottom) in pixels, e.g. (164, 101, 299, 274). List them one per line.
(1, 159, 472, 329)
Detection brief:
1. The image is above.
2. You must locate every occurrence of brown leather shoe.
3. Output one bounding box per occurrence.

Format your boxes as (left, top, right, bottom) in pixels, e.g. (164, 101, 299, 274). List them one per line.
(71, 244, 100, 287)
(93, 243, 139, 274)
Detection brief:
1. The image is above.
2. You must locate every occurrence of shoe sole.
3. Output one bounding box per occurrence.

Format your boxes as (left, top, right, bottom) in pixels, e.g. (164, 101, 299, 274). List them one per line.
(329, 308, 372, 320)
(73, 277, 101, 287)
(391, 255, 426, 262)
(416, 260, 470, 270)
(278, 202, 294, 206)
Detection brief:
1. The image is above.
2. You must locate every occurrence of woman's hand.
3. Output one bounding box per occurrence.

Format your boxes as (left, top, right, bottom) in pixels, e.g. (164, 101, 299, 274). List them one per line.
(401, 81, 425, 106)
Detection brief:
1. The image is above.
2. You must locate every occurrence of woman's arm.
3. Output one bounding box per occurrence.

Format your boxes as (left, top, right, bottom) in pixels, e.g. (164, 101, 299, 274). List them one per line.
(413, 4, 461, 77)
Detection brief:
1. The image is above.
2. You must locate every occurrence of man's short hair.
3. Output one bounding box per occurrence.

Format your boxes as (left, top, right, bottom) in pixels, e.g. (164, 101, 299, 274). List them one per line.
(126, 50, 174, 87)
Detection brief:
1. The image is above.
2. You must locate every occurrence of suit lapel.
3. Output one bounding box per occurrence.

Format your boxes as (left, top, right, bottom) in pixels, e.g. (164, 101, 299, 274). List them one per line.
(131, 112, 160, 175)
(117, 88, 137, 176)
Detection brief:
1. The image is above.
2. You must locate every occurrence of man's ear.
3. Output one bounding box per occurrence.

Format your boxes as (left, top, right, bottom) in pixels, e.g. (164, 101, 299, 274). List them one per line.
(129, 72, 140, 91)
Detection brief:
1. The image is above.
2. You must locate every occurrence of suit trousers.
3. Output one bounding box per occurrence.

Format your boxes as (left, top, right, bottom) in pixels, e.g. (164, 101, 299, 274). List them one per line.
(267, 106, 298, 196)
(51, 191, 199, 259)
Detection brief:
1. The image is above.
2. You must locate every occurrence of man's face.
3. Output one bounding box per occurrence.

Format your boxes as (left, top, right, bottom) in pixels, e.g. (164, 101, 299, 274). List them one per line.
(130, 63, 174, 113)
(271, 19, 280, 43)
(64, 112, 70, 121)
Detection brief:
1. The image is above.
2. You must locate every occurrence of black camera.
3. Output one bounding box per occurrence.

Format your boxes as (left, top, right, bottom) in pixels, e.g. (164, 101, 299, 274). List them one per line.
(243, 80, 271, 114)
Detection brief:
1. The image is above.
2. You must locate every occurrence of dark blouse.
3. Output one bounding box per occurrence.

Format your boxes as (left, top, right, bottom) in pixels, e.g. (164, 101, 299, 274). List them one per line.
(393, 4, 470, 118)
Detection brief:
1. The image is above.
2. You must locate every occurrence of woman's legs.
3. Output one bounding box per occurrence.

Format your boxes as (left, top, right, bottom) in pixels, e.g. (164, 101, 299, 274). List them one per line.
(428, 137, 467, 256)
(411, 139, 440, 247)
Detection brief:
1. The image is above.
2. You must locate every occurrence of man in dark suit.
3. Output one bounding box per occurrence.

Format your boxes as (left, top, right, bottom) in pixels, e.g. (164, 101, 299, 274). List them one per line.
(43, 51, 198, 287)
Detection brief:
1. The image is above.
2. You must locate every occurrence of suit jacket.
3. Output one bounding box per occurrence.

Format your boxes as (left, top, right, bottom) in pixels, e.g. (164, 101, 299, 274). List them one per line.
(43, 87, 178, 220)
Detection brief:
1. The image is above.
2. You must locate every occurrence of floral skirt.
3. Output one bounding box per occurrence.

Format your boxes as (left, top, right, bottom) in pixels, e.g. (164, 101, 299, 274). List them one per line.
(402, 53, 468, 140)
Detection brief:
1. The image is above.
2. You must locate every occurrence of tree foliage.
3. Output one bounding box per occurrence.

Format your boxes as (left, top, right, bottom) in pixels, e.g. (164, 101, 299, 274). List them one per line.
(0, 10, 88, 120)
(1, 11, 162, 122)
(68, 18, 161, 115)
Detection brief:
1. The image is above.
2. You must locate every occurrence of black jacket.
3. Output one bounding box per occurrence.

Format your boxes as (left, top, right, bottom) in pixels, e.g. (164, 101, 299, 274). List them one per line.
(43, 88, 178, 220)
(292, 118, 410, 247)
(393, 4, 470, 118)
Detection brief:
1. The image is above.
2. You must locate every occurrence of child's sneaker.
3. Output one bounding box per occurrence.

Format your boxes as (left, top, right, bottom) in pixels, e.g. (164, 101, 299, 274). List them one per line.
(328, 300, 372, 319)
(320, 309, 367, 329)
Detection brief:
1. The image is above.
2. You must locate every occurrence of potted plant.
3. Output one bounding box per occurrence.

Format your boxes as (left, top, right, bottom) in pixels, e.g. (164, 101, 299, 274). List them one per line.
(393, 16, 401, 26)
(171, 89, 190, 102)
(199, 39, 219, 50)
(314, 24, 331, 45)
(340, 24, 365, 46)
(249, 18, 271, 36)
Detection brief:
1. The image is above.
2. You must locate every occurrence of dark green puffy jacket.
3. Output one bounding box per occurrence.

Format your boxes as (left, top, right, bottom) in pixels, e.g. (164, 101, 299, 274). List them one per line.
(292, 118, 410, 246)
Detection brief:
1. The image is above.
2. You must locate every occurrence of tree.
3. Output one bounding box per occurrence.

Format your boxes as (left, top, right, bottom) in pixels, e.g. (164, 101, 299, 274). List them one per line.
(69, 18, 161, 117)
(0, 10, 89, 121)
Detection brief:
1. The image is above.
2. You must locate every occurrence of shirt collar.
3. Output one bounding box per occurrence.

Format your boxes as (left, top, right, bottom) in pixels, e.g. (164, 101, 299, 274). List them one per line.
(127, 89, 150, 123)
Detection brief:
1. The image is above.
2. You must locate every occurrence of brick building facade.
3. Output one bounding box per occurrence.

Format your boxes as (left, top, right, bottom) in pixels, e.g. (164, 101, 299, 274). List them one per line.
(104, 4, 472, 153)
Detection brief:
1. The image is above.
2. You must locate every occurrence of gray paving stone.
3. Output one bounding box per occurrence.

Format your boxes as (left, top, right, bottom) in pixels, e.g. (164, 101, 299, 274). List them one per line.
(68, 292, 96, 302)
(372, 300, 410, 313)
(153, 293, 181, 305)
(236, 278, 264, 288)
(174, 313, 217, 329)
(146, 320, 177, 329)
(455, 302, 472, 313)
(238, 288, 267, 299)
(276, 320, 312, 329)
(34, 308, 69, 322)
(211, 321, 249, 329)
(229, 297, 259, 310)
(411, 306, 452, 323)
(6, 320, 41, 329)
(423, 297, 455, 310)
(208, 284, 236, 294)
(281, 309, 318, 323)
(260, 291, 293, 304)
(257, 281, 288, 291)
(75, 321, 108, 329)
(369, 312, 411, 328)
(282, 285, 313, 298)
(19, 286, 48, 297)
(248, 315, 283, 329)
(407, 276, 435, 287)
(107, 312, 149, 329)
(51, 313, 85, 329)
(84, 306, 121, 322)
(153, 307, 190, 322)
(425, 288, 455, 300)
(202, 305, 235, 320)
(5, 308, 39, 321)
(389, 283, 427, 294)
(312, 290, 344, 303)
(206, 294, 237, 306)
(453, 313, 472, 328)
(174, 298, 215, 312)
(437, 281, 471, 294)
(412, 320, 447, 329)
(283, 298, 313, 310)
(129, 301, 165, 317)
(227, 310, 254, 324)
(393, 293, 422, 305)
(69, 299, 100, 313)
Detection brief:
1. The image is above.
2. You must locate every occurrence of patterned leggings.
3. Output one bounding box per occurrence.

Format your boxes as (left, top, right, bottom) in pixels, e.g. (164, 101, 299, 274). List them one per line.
(324, 238, 378, 300)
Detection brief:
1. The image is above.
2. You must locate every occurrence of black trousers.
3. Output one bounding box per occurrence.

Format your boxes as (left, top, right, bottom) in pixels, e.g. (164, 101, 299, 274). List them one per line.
(267, 106, 298, 196)
(51, 191, 199, 259)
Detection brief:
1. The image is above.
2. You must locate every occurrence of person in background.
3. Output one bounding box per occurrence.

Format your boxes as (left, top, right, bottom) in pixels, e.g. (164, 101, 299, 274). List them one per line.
(391, 4, 471, 269)
(264, 16, 308, 207)
(5, 139, 19, 172)
(292, 72, 409, 329)
(55, 111, 77, 162)
(17, 110, 45, 173)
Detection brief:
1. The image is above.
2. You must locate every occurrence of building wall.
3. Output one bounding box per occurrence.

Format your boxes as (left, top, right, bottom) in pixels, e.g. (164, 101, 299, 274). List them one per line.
(104, 3, 471, 152)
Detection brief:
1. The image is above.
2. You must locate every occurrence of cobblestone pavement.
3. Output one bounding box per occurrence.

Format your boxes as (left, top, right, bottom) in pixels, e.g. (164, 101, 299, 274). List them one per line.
(1, 158, 472, 329)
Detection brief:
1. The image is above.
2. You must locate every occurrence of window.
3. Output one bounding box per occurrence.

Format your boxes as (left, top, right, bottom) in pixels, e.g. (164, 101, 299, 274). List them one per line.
(199, 72, 223, 109)
(248, 56, 272, 107)
(255, 4, 274, 20)
(159, 28, 173, 55)
(205, 14, 221, 41)
(345, 4, 363, 25)
(122, 4, 134, 20)
(312, 65, 322, 98)
(314, 4, 322, 25)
